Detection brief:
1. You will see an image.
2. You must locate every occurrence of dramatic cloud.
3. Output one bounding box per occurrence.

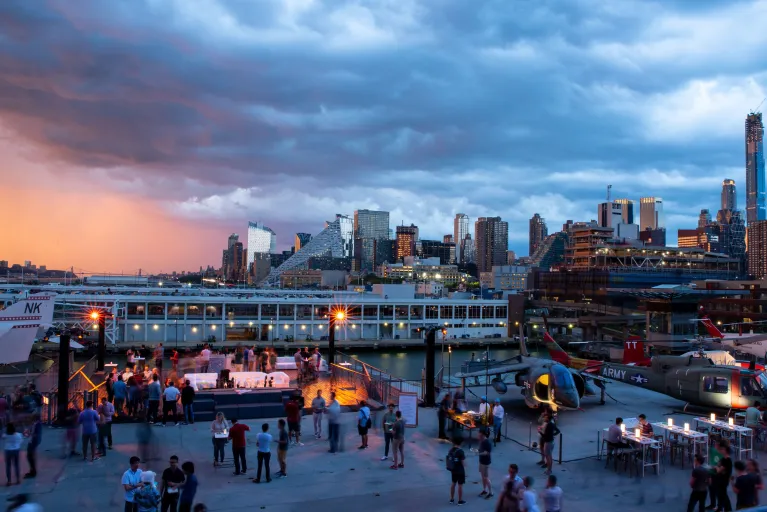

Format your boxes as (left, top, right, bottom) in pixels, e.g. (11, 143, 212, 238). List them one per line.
(1, 0, 766, 271)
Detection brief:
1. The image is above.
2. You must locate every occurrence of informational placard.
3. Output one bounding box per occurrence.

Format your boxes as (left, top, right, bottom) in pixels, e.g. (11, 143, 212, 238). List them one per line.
(398, 392, 418, 428)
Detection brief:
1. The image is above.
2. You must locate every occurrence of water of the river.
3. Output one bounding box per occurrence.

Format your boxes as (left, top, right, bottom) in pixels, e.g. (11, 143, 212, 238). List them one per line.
(81, 343, 549, 381)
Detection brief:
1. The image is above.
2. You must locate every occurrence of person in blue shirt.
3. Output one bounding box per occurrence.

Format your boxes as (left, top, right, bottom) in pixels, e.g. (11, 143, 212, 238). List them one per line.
(172, 461, 198, 512)
(357, 401, 371, 450)
(24, 413, 42, 478)
(113, 375, 128, 418)
(78, 401, 100, 462)
(253, 423, 272, 484)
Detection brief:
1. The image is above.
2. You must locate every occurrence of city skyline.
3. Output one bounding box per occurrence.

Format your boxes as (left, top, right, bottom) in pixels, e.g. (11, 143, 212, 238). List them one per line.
(1, 1, 766, 273)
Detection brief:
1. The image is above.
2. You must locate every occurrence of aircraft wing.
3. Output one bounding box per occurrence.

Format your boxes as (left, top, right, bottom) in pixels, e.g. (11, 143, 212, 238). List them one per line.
(455, 362, 531, 379)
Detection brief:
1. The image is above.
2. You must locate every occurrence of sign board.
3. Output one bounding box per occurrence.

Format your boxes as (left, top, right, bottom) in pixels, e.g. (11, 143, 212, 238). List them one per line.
(398, 392, 418, 428)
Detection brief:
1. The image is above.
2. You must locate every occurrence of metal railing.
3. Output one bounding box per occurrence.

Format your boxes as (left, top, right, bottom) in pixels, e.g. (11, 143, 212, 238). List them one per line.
(335, 351, 425, 405)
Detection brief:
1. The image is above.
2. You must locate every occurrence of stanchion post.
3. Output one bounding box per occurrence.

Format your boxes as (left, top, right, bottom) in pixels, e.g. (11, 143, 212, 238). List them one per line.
(528, 422, 532, 449)
(558, 432, 563, 464)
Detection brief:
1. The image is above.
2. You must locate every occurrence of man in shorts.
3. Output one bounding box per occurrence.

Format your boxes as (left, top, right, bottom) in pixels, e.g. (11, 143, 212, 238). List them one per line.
(541, 412, 557, 475)
(448, 437, 466, 506)
(285, 396, 302, 446)
(477, 429, 493, 499)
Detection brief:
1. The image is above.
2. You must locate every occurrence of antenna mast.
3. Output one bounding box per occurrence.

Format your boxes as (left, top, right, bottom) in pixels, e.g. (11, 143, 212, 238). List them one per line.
(607, 184, 612, 202)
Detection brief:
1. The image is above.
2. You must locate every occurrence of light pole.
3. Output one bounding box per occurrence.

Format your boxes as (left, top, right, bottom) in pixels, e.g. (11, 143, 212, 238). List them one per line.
(328, 309, 347, 368)
(448, 345, 452, 392)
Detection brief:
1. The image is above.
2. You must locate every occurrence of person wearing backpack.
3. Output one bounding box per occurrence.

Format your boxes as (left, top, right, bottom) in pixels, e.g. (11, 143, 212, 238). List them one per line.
(357, 401, 371, 450)
(447, 437, 467, 506)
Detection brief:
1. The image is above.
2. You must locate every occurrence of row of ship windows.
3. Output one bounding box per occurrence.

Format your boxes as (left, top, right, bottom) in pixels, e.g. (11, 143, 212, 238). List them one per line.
(125, 303, 508, 320)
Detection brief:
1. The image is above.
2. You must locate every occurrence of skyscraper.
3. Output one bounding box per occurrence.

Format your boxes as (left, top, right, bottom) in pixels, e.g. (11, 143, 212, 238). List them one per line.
(294, 233, 312, 252)
(748, 220, 767, 278)
(454, 213, 470, 263)
(475, 217, 509, 274)
(721, 179, 737, 211)
(746, 112, 766, 223)
(222, 233, 246, 282)
(247, 221, 277, 267)
(353, 209, 390, 271)
(613, 199, 635, 224)
(639, 197, 664, 231)
(395, 224, 418, 261)
(529, 213, 548, 256)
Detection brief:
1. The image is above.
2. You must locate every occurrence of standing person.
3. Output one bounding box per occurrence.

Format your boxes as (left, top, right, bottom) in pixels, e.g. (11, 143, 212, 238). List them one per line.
(135, 471, 161, 512)
(228, 418, 250, 476)
(688, 454, 709, 512)
(733, 460, 758, 510)
(253, 423, 272, 484)
(162, 380, 180, 426)
(495, 480, 520, 512)
(746, 459, 764, 506)
(159, 455, 185, 512)
(501, 463, 524, 495)
(247, 346, 255, 372)
(543, 474, 563, 512)
(438, 394, 450, 440)
(447, 437, 466, 505)
(105, 373, 115, 404)
(715, 442, 734, 512)
(98, 397, 115, 450)
(114, 375, 128, 418)
(293, 349, 302, 376)
(381, 403, 397, 461)
(127, 348, 136, 370)
(174, 461, 197, 512)
(357, 400, 371, 450)
(311, 390, 326, 439)
(390, 410, 405, 470)
(477, 429, 493, 499)
(199, 345, 211, 374)
(181, 380, 195, 425)
(170, 350, 179, 373)
(326, 392, 341, 454)
(122, 456, 143, 512)
(64, 406, 80, 457)
(154, 344, 164, 372)
(492, 398, 504, 445)
(24, 413, 41, 479)
(78, 400, 100, 462)
(3, 423, 22, 485)
(147, 375, 161, 424)
(210, 412, 228, 467)
(478, 396, 490, 423)
(243, 346, 250, 373)
(540, 412, 558, 476)
(285, 396, 302, 446)
(275, 419, 288, 478)
(536, 406, 551, 467)
(521, 476, 540, 512)
(97, 403, 109, 458)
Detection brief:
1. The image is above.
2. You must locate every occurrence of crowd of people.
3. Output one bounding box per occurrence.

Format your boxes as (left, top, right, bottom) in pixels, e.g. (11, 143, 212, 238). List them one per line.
(0, 384, 43, 485)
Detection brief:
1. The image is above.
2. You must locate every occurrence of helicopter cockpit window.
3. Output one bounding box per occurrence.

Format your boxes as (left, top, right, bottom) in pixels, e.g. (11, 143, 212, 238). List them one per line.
(551, 365, 575, 389)
(756, 372, 767, 395)
(703, 376, 728, 394)
(740, 377, 763, 397)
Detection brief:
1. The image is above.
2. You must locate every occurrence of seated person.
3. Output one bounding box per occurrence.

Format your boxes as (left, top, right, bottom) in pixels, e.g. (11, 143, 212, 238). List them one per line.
(606, 417, 628, 448)
(638, 414, 653, 437)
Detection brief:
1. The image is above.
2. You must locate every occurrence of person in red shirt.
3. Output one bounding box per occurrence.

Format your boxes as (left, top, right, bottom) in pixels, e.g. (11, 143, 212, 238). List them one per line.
(285, 397, 302, 446)
(228, 418, 251, 476)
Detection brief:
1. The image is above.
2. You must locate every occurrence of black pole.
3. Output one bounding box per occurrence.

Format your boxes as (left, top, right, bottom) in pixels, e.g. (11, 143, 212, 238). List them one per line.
(328, 316, 336, 367)
(424, 327, 436, 407)
(97, 315, 106, 372)
(57, 333, 70, 424)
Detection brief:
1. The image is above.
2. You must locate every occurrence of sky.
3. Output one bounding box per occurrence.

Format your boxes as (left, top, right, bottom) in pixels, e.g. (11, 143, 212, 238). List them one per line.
(1, 0, 766, 274)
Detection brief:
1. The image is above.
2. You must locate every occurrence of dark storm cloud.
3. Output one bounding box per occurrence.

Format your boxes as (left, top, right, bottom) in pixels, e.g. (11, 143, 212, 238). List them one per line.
(1, 0, 766, 252)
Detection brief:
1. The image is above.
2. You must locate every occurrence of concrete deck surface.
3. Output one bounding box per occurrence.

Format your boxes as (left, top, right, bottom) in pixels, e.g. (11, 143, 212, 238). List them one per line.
(5, 382, 766, 511)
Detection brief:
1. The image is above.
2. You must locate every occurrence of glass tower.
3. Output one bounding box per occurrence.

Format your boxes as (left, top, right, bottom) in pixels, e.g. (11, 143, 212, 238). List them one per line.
(454, 213, 470, 263)
(721, 179, 737, 211)
(746, 112, 766, 223)
(247, 221, 277, 267)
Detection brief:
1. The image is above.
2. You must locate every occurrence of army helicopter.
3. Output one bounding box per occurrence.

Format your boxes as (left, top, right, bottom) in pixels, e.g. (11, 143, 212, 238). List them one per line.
(599, 351, 767, 411)
(454, 325, 581, 411)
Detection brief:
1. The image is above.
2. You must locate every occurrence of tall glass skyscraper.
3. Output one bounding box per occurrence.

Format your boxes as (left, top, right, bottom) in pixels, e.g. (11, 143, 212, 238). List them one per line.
(353, 210, 390, 271)
(247, 221, 277, 267)
(639, 197, 664, 231)
(746, 112, 766, 223)
(454, 213, 470, 263)
(721, 179, 737, 211)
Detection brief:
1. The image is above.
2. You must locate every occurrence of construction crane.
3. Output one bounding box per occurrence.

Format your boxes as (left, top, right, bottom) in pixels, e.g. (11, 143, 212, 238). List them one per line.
(752, 97, 765, 114)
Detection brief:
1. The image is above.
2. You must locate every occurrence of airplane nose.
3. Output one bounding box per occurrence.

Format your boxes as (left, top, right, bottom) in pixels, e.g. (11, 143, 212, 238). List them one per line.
(554, 388, 580, 410)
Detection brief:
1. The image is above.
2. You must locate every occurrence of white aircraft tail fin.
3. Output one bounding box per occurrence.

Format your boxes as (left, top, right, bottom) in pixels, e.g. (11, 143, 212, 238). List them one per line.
(0, 294, 55, 364)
